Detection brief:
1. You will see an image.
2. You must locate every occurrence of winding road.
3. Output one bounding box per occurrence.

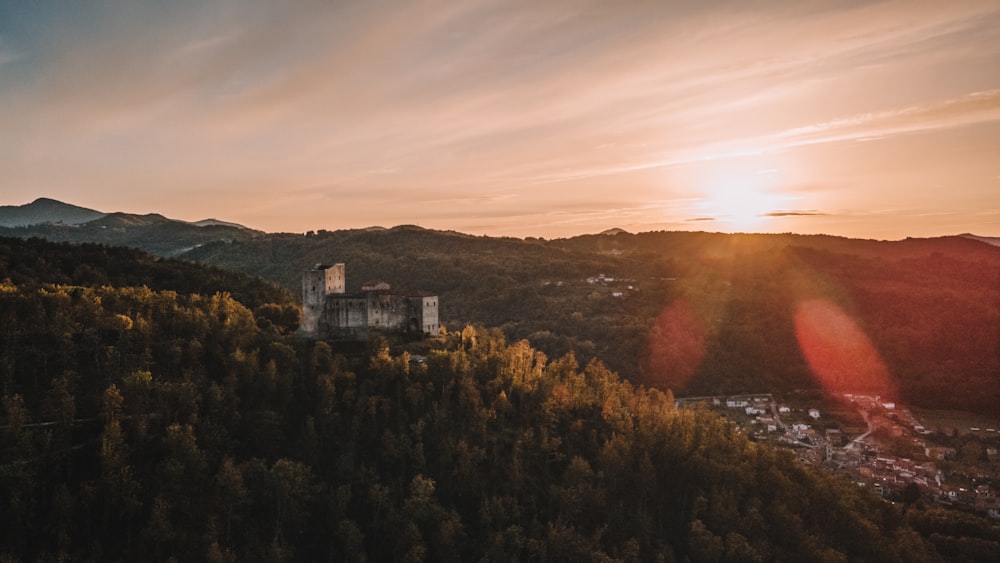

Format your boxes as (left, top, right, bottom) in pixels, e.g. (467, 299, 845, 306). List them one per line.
(850, 407, 874, 448)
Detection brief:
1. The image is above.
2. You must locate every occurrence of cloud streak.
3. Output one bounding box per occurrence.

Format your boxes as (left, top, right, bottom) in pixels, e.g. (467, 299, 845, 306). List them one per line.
(770, 90, 1000, 148)
(763, 211, 828, 218)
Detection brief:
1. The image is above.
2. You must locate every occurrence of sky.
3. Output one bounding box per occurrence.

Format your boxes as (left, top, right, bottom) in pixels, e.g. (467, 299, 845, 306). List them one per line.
(1, 0, 999, 239)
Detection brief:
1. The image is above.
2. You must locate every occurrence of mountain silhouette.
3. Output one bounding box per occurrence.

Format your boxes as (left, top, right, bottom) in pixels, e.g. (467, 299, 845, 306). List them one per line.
(0, 197, 105, 227)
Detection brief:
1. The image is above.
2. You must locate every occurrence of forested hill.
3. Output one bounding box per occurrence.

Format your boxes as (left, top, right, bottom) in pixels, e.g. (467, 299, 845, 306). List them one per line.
(3, 239, 998, 560)
(0, 237, 298, 329)
(3, 224, 997, 415)
(180, 227, 1000, 416)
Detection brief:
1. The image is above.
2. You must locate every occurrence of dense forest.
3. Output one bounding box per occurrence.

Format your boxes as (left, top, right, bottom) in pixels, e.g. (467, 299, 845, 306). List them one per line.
(181, 228, 1000, 416)
(5, 213, 999, 414)
(2, 237, 1000, 560)
(0, 237, 297, 319)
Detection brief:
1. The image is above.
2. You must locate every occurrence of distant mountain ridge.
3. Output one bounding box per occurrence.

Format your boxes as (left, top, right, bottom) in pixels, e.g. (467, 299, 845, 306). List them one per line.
(0, 198, 251, 230)
(0, 197, 106, 227)
(0, 198, 258, 256)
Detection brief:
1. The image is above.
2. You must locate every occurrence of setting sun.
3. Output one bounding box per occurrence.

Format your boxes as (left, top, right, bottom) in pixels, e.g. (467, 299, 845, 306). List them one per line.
(693, 163, 786, 231)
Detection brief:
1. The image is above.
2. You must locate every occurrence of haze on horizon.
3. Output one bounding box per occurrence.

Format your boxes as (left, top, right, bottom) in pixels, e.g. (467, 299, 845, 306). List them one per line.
(1, 0, 999, 240)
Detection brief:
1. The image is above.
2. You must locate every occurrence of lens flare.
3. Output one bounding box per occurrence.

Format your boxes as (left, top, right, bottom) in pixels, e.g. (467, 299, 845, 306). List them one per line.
(793, 299, 895, 398)
(641, 299, 707, 393)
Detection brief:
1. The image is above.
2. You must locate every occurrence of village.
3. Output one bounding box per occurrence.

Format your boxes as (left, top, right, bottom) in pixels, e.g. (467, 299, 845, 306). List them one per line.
(678, 392, 1000, 519)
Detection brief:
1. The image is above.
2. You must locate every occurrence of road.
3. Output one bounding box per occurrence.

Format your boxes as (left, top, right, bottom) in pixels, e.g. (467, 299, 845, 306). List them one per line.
(850, 408, 874, 448)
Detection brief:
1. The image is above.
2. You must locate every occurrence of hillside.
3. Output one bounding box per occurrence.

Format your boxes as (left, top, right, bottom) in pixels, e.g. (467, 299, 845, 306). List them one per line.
(0, 237, 299, 334)
(3, 238, 998, 560)
(182, 227, 1000, 416)
(963, 234, 1000, 247)
(3, 206, 998, 416)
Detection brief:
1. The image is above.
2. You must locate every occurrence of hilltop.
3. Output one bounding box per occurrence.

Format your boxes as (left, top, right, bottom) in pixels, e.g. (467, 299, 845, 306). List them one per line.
(0, 197, 106, 227)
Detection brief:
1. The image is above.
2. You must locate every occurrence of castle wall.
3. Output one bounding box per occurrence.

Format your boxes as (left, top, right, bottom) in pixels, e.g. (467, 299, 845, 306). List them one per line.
(300, 263, 438, 339)
(323, 296, 369, 338)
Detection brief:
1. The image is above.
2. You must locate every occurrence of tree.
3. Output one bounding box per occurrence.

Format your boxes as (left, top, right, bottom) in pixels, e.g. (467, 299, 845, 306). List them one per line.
(99, 385, 142, 546)
(270, 459, 318, 550)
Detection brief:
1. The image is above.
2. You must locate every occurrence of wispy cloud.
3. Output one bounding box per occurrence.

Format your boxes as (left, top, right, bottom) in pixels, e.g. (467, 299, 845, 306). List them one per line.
(518, 87, 1000, 189)
(763, 211, 828, 217)
(769, 89, 1000, 148)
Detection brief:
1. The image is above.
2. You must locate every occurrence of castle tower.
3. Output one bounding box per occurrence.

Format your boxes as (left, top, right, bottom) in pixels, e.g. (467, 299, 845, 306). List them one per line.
(299, 263, 345, 335)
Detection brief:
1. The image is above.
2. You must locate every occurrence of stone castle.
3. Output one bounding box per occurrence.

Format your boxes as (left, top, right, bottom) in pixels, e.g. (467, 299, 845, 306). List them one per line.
(299, 263, 439, 339)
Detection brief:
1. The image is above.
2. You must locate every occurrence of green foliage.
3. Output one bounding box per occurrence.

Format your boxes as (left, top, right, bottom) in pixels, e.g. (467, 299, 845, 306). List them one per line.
(180, 228, 1000, 416)
(1, 234, 998, 560)
(7, 225, 1000, 415)
(0, 236, 296, 323)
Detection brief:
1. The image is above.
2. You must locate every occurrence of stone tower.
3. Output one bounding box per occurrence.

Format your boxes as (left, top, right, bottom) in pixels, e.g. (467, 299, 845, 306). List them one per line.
(299, 263, 345, 335)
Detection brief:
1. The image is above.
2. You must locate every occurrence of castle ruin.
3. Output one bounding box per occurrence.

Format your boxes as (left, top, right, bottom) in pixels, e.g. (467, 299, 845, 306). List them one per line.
(299, 263, 439, 339)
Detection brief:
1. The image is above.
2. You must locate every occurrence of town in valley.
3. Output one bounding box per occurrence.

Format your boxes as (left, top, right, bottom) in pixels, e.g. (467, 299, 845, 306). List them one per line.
(679, 392, 1000, 519)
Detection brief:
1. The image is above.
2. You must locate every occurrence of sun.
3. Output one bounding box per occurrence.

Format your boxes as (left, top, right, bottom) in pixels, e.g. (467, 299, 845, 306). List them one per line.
(696, 166, 783, 231)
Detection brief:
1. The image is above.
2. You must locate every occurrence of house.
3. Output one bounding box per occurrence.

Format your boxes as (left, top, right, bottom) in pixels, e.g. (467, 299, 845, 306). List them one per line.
(778, 406, 791, 414)
(808, 408, 821, 419)
(587, 274, 617, 284)
(925, 447, 957, 461)
(726, 398, 749, 408)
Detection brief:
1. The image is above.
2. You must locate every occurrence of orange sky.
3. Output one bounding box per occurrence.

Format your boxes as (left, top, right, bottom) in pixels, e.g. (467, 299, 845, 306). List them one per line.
(2, 0, 998, 239)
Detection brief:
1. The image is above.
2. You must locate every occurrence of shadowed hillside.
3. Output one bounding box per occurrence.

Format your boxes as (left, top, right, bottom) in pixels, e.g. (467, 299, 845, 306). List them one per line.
(182, 228, 1000, 416)
(3, 216, 997, 415)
